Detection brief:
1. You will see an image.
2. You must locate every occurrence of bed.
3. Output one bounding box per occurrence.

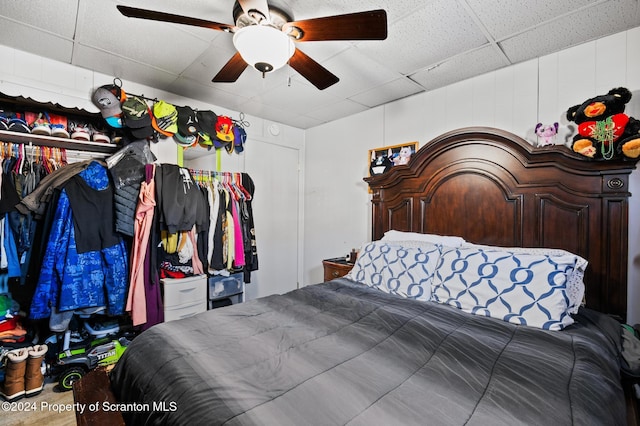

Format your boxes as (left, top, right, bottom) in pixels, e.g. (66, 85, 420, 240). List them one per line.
(108, 127, 638, 425)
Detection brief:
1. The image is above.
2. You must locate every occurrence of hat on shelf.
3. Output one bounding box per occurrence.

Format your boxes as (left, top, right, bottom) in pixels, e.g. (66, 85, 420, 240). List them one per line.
(122, 96, 154, 139)
(212, 115, 234, 151)
(92, 84, 126, 119)
(233, 124, 247, 153)
(174, 106, 200, 147)
(174, 132, 198, 147)
(152, 101, 178, 137)
(176, 106, 200, 136)
(196, 110, 217, 147)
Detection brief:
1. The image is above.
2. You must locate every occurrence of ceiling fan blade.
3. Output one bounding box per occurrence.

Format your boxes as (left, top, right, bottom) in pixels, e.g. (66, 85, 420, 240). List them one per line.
(212, 52, 249, 83)
(237, 0, 271, 23)
(117, 5, 235, 32)
(282, 9, 387, 42)
(288, 49, 339, 90)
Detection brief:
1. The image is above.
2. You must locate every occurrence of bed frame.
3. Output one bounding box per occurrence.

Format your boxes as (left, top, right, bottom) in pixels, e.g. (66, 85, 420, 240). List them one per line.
(365, 127, 638, 322)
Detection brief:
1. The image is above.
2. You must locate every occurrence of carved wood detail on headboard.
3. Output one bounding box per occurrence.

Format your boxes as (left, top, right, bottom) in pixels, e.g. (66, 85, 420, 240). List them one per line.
(365, 127, 638, 320)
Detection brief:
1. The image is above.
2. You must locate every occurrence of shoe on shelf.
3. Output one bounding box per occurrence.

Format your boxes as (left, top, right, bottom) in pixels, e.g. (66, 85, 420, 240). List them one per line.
(69, 121, 91, 141)
(49, 113, 69, 138)
(8, 114, 31, 134)
(0, 109, 10, 130)
(90, 124, 111, 143)
(29, 112, 52, 136)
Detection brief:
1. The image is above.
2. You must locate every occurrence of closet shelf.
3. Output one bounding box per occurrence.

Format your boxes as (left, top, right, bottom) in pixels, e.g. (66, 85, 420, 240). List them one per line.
(0, 130, 118, 154)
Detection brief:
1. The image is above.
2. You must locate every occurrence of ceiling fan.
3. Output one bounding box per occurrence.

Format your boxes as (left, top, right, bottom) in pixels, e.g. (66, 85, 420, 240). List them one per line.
(117, 0, 387, 90)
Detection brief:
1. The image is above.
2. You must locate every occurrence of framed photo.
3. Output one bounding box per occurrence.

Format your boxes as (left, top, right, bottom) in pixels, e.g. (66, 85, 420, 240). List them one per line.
(368, 141, 419, 176)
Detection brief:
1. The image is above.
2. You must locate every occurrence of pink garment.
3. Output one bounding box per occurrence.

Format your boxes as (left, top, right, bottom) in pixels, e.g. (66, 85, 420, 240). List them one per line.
(126, 165, 156, 326)
(231, 198, 245, 267)
(188, 226, 204, 275)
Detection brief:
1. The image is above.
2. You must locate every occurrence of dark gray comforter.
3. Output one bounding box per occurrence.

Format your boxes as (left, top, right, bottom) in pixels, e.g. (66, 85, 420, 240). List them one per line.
(110, 278, 625, 425)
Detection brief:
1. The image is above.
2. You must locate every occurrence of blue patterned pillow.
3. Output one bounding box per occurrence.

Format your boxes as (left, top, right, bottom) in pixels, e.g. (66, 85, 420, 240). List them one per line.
(431, 247, 583, 330)
(346, 241, 441, 301)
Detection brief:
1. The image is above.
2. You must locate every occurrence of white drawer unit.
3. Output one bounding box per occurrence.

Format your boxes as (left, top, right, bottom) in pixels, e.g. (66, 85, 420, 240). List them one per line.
(162, 275, 207, 322)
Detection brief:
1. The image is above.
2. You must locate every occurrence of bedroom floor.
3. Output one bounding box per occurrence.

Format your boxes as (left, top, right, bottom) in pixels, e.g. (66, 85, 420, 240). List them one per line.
(3, 377, 75, 426)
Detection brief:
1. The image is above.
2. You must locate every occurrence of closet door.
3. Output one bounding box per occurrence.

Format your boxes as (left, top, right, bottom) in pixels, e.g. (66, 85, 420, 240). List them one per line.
(244, 140, 300, 299)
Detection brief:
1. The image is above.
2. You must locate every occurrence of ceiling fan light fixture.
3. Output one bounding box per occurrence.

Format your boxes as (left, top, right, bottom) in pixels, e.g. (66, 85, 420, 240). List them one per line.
(233, 25, 295, 75)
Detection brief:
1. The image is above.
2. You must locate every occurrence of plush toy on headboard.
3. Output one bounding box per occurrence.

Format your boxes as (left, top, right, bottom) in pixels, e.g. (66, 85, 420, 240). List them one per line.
(566, 87, 640, 160)
(534, 122, 559, 147)
(392, 146, 413, 166)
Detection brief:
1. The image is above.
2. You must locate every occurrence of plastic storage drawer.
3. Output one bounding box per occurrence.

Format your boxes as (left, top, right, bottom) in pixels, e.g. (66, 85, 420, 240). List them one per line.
(208, 273, 244, 301)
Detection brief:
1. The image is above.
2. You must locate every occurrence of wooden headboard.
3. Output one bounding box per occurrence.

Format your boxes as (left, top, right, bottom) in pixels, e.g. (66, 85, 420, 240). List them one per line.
(365, 127, 638, 321)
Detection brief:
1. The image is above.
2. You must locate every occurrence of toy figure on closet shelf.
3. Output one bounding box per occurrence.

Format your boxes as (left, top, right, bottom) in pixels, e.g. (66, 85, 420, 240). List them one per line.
(534, 122, 559, 147)
(392, 146, 413, 166)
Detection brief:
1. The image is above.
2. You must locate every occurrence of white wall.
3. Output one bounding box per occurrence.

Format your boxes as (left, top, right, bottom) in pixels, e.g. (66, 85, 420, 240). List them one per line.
(304, 26, 640, 324)
(0, 43, 305, 301)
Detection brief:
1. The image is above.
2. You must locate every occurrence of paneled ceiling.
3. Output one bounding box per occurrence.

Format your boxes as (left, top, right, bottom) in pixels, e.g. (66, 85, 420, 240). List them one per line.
(1, 0, 639, 129)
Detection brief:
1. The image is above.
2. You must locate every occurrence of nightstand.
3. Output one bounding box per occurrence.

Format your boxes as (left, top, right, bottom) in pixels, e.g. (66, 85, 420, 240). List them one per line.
(322, 257, 355, 281)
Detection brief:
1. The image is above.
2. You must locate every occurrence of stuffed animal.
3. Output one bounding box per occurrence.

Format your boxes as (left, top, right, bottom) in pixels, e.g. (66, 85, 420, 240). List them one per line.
(535, 122, 559, 147)
(393, 146, 413, 166)
(370, 154, 392, 175)
(566, 87, 640, 159)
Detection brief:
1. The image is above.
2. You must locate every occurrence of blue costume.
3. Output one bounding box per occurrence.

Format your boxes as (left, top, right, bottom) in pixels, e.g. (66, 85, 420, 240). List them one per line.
(30, 162, 128, 319)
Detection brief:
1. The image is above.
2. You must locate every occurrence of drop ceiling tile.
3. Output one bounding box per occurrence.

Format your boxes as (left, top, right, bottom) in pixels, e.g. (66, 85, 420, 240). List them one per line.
(212, 65, 293, 100)
(168, 77, 251, 112)
(279, 0, 433, 25)
(410, 45, 510, 90)
(107, 0, 231, 42)
(77, 1, 212, 75)
(180, 44, 238, 83)
(279, 114, 324, 129)
(355, 0, 489, 75)
(465, 0, 599, 40)
(0, 19, 73, 63)
(349, 77, 424, 108)
(0, 0, 79, 38)
(249, 78, 344, 113)
(501, 0, 640, 64)
(289, 41, 351, 63)
(72, 45, 179, 89)
(304, 99, 369, 123)
(234, 98, 297, 125)
(277, 0, 384, 21)
(300, 46, 400, 99)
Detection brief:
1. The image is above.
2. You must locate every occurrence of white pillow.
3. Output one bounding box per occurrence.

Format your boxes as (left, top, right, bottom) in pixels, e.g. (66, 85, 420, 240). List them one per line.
(346, 240, 442, 301)
(461, 242, 586, 314)
(431, 246, 586, 331)
(381, 230, 466, 247)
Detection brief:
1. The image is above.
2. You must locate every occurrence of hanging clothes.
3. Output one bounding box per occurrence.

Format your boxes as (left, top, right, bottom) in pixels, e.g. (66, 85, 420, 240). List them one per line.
(65, 174, 121, 253)
(155, 164, 200, 234)
(107, 140, 157, 237)
(241, 173, 258, 282)
(127, 164, 156, 326)
(186, 170, 257, 279)
(30, 161, 128, 320)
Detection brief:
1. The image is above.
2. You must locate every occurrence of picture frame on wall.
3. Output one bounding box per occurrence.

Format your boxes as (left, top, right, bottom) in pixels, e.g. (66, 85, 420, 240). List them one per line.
(368, 141, 419, 176)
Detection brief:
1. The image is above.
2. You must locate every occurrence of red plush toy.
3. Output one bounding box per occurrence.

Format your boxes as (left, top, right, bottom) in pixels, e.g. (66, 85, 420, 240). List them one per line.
(566, 87, 640, 160)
